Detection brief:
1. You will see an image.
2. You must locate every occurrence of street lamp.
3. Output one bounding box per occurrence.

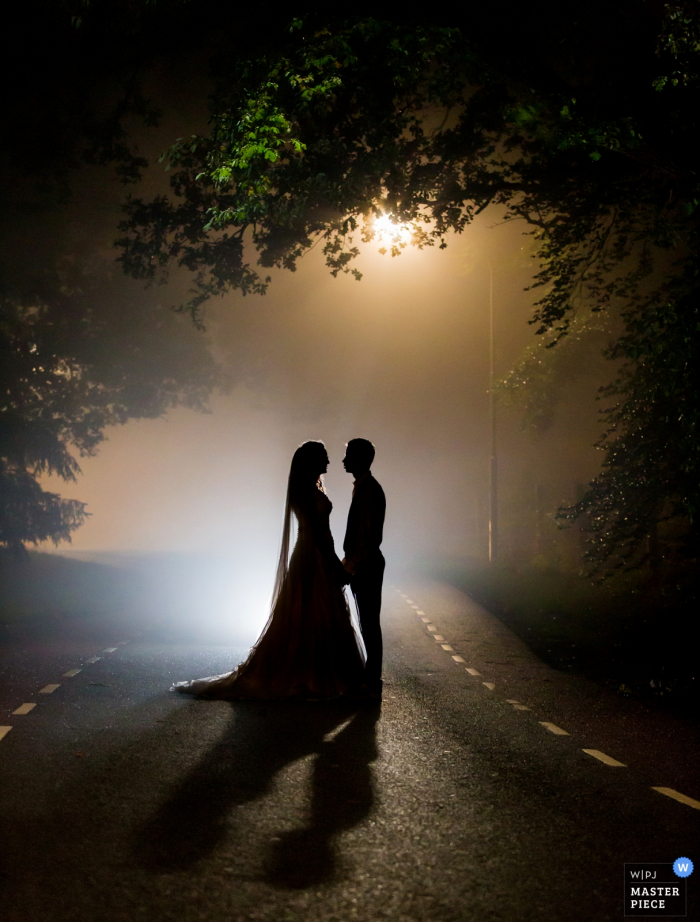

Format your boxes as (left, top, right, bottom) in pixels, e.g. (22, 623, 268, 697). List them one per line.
(487, 259, 498, 563)
(370, 211, 498, 559)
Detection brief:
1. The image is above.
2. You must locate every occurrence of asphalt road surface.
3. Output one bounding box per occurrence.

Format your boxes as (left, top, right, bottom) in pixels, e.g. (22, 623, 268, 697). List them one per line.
(1, 576, 698, 922)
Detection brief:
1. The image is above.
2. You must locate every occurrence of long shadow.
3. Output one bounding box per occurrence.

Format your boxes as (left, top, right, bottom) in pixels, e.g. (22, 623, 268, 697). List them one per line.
(263, 701, 380, 889)
(133, 698, 379, 884)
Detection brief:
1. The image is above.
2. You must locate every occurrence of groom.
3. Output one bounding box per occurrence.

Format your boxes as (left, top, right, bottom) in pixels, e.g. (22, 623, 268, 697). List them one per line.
(341, 438, 386, 696)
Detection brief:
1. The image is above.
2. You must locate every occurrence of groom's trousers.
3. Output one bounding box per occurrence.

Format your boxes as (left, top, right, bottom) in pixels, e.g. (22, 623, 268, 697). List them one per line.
(351, 551, 385, 687)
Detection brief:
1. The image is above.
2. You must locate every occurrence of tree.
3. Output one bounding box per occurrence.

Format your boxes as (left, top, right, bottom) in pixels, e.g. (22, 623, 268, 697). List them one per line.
(116, 4, 700, 573)
(1, 1, 225, 550)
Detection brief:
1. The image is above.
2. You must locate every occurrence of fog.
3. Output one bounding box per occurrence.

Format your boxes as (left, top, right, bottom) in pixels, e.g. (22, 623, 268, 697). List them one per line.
(36, 211, 605, 641)
(31, 58, 605, 642)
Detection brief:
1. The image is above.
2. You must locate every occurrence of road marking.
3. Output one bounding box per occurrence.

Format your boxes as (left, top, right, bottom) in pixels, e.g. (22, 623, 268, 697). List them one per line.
(420, 617, 431, 623)
(39, 684, 60, 695)
(466, 668, 482, 676)
(102, 647, 118, 653)
(427, 624, 437, 632)
(415, 610, 425, 615)
(452, 655, 466, 664)
(433, 635, 446, 642)
(0, 727, 11, 741)
(540, 721, 569, 736)
(506, 699, 520, 704)
(482, 682, 495, 690)
(441, 644, 454, 651)
(63, 668, 82, 677)
(411, 605, 419, 610)
(583, 748, 626, 767)
(513, 704, 531, 711)
(85, 656, 101, 664)
(405, 599, 414, 604)
(12, 703, 36, 715)
(652, 787, 700, 810)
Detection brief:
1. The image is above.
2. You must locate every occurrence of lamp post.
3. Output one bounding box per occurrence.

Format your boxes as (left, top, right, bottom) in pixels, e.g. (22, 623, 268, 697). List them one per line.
(487, 259, 498, 563)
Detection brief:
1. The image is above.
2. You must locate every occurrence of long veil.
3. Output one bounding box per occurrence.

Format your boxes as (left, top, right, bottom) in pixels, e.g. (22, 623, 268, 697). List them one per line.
(272, 476, 295, 607)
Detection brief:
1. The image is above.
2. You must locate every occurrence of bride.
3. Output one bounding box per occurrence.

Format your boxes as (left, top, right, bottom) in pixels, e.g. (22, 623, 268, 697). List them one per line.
(172, 440, 366, 699)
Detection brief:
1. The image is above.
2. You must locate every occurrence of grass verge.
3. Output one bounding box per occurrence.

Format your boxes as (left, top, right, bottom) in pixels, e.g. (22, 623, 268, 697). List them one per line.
(432, 557, 698, 719)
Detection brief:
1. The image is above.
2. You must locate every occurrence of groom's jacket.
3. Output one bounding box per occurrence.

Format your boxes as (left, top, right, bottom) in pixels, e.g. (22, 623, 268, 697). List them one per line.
(343, 472, 386, 576)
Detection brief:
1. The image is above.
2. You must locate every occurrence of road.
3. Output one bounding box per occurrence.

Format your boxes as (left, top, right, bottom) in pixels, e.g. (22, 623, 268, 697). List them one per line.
(1, 576, 698, 922)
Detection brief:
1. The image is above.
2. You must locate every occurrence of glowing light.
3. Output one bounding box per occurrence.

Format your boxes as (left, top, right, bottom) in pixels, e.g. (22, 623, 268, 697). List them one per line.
(373, 213, 412, 245)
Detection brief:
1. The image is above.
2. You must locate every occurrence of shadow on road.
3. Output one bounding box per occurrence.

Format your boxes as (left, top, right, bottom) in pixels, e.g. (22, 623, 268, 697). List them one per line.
(133, 699, 380, 888)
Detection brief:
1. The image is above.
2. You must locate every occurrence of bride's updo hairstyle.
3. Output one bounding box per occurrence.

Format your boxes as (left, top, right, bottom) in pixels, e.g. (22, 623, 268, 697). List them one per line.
(287, 440, 328, 509)
(274, 440, 328, 602)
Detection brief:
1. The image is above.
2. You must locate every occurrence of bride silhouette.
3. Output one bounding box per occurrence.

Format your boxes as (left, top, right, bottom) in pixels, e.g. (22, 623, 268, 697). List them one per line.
(172, 441, 366, 699)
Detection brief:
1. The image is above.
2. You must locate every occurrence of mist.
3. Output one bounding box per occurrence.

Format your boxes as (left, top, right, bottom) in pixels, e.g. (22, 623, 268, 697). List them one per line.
(37, 207, 604, 643)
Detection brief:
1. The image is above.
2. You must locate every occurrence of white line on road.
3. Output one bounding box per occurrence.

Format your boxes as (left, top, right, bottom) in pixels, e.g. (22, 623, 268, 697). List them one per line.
(466, 668, 482, 676)
(405, 599, 414, 604)
(63, 668, 82, 677)
(102, 647, 118, 653)
(415, 610, 425, 614)
(421, 617, 431, 623)
(12, 703, 36, 715)
(651, 787, 700, 810)
(0, 727, 11, 741)
(506, 699, 519, 704)
(39, 684, 60, 695)
(513, 704, 531, 711)
(452, 655, 466, 664)
(540, 721, 570, 736)
(583, 748, 626, 767)
(482, 682, 495, 690)
(441, 644, 454, 651)
(84, 656, 101, 664)
(433, 635, 445, 642)
(427, 625, 437, 632)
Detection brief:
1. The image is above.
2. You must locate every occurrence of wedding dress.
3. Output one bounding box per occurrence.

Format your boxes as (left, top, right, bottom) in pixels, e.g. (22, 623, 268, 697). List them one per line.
(172, 487, 366, 699)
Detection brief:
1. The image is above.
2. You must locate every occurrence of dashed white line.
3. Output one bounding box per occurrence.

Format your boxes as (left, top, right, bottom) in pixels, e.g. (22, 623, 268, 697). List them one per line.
(482, 682, 495, 690)
(441, 644, 454, 652)
(426, 624, 437, 632)
(84, 656, 101, 665)
(466, 668, 482, 676)
(12, 703, 36, 716)
(405, 599, 415, 604)
(651, 787, 700, 810)
(39, 684, 60, 695)
(0, 727, 12, 741)
(540, 721, 570, 736)
(583, 748, 626, 767)
(102, 647, 118, 653)
(63, 668, 82, 678)
(452, 655, 466, 664)
(506, 699, 519, 704)
(415, 610, 425, 615)
(420, 617, 431, 623)
(433, 635, 446, 642)
(513, 704, 531, 711)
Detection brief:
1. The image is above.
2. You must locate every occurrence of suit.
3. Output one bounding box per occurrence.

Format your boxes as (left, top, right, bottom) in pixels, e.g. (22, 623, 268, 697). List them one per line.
(343, 472, 386, 686)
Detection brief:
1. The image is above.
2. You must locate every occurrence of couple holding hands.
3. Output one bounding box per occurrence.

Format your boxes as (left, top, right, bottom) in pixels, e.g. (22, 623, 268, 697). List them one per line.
(173, 439, 386, 701)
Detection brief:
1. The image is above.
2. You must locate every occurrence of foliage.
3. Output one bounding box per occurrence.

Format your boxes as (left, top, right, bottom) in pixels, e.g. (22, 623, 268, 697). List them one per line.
(0, 1, 229, 549)
(0, 280, 220, 550)
(112, 4, 698, 571)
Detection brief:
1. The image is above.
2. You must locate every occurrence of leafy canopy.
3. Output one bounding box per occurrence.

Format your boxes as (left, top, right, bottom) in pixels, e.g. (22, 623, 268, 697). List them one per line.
(116, 5, 700, 571)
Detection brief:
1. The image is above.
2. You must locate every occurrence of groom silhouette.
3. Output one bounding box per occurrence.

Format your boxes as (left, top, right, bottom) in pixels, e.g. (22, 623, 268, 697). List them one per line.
(341, 439, 386, 696)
